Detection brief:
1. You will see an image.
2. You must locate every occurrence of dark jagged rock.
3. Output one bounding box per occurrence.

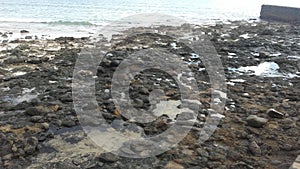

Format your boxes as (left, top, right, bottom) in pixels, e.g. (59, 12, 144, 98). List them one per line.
(20, 30, 29, 33)
(267, 108, 285, 118)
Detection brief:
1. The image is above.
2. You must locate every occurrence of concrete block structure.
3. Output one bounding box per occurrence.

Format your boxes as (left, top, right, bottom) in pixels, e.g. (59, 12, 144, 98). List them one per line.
(260, 5, 300, 24)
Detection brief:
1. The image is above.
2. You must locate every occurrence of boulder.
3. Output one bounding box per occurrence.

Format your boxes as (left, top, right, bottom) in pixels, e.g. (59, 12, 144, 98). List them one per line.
(246, 115, 268, 128)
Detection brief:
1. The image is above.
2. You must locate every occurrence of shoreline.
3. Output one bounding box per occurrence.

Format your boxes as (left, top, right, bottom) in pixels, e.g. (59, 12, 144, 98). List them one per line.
(0, 18, 261, 42)
(0, 22, 99, 42)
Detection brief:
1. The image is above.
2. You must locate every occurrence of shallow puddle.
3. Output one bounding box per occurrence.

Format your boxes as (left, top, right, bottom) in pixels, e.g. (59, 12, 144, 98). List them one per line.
(2, 87, 39, 105)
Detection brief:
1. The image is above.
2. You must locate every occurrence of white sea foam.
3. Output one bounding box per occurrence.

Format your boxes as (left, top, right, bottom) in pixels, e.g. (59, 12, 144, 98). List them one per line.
(230, 79, 246, 83)
(287, 56, 300, 60)
(12, 71, 27, 76)
(238, 62, 280, 77)
(229, 62, 299, 78)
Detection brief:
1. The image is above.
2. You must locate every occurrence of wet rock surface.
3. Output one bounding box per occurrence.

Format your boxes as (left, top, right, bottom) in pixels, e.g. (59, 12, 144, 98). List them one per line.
(0, 21, 299, 168)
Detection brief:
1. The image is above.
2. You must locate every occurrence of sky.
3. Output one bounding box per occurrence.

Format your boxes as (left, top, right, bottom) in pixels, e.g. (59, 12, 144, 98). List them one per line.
(213, 0, 300, 9)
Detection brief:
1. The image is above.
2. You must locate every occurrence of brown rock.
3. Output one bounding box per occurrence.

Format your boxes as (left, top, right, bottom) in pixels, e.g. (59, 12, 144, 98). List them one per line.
(165, 161, 184, 169)
(267, 121, 279, 129)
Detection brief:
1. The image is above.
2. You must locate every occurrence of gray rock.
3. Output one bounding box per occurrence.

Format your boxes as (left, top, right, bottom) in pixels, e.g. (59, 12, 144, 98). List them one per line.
(45, 161, 79, 169)
(246, 115, 268, 128)
(24, 137, 38, 155)
(111, 119, 125, 130)
(25, 36, 32, 39)
(2, 154, 12, 160)
(59, 93, 73, 102)
(267, 109, 285, 118)
(25, 106, 52, 116)
(176, 112, 196, 121)
(133, 98, 144, 108)
(2, 33, 8, 38)
(110, 60, 120, 67)
(40, 122, 49, 130)
(62, 120, 76, 127)
(46, 130, 54, 138)
(98, 152, 119, 163)
(139, 87, 149, 95)
(101, 58, 111, 67)
(27, 58, 42, 64)
(30, 116, 43, 122)
(249, 141, 261, 156)
(4, 56, 26, 64)
(54, 120, 62, 127)
(20, 30, 29, 33)
(281, 118, 296, 129)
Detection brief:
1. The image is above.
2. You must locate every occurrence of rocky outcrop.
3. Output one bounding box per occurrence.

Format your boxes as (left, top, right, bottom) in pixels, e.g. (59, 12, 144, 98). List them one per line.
(0, 21, 299, 168)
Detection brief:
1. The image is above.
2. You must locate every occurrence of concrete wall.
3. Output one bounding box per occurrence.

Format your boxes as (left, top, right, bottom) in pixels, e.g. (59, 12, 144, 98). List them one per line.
(260, 5, 300, 24)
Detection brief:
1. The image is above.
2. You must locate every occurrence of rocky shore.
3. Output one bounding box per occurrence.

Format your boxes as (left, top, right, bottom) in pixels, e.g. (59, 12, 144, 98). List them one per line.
(0, 20, 299, 169)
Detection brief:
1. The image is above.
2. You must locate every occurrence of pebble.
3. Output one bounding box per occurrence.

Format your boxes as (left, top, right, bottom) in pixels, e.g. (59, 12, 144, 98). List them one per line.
(246, 115, 268, 128)
(2, 154, 12, 160)
(27, 58, 42, 64)
(139, 87, 149, 94)
(249, 141, 261, 156)
(11, 144, 17, 152)
(40, 122, 50, 130)
(165, 161, 184, 169)
(133, 98, 144, 108)
(25, 36, 32, 40)
(267, 121, 279, 129)
(2, 34, 8, 38)
(98, 152, 119, 163)
(24, 137, 38, 155)
(30, 115, 43, 122)
(25, 106, 52, 116)
(20, 30, 29, 33)
(62, 120, 76, 127)
(267, 108, 285, 118)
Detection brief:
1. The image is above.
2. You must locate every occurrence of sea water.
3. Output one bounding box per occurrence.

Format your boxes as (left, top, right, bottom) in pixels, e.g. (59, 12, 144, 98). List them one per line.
(0, 0, 300, 37)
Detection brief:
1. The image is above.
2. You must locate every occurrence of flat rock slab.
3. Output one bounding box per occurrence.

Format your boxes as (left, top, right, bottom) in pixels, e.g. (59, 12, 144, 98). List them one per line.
(290, 155, 300, 169)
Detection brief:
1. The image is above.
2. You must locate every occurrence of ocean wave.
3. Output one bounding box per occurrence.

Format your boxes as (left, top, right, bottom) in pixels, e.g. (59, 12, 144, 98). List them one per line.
(47, 20, 95, 26)
(0, 17, 96, 26)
